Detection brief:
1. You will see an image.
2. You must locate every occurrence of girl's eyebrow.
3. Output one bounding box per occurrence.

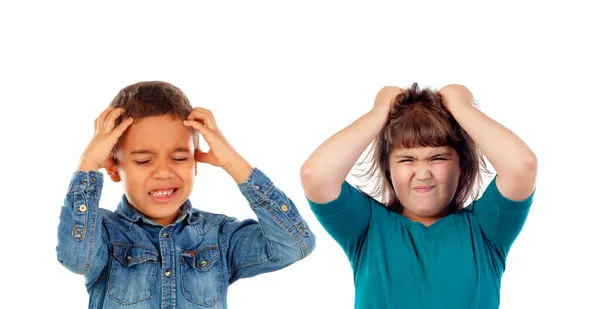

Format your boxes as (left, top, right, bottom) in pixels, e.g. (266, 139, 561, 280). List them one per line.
(393, 152, 452, 159)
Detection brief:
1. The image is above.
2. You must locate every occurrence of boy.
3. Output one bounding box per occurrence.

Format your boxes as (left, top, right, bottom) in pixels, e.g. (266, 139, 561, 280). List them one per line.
(56, 81, 316, 309)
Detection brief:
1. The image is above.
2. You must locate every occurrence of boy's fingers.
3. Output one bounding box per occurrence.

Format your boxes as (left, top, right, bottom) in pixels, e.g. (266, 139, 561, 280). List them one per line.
(188, 109, 217, 130)
(195, 108, 217, 127)
(184, 120, 214, 140)
(104, 108, 125, 133)
(97, 106, 116, 131)
(110, 117, 134, 139)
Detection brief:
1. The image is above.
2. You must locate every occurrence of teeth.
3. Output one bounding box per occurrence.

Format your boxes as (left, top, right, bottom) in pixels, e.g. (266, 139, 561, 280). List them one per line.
(150, 189, 175, 197)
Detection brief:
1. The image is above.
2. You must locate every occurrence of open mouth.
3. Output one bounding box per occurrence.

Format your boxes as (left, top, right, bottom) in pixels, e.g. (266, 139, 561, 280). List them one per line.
(149, 188, 178, 197)
(148, 188, 179, 203)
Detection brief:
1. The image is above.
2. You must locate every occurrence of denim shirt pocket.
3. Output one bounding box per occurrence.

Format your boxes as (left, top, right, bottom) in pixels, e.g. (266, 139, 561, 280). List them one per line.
(180, 244, 224, 306)
(108, 242, 158, 305)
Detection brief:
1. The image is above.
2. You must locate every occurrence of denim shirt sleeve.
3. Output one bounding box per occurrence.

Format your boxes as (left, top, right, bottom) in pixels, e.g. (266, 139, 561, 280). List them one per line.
(223, 168, 316, 284)
(56, 170, 109, 285)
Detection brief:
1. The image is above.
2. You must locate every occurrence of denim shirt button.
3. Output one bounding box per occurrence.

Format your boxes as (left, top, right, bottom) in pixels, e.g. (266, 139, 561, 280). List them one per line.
(78, 205, 87, 212)
(254, 185, 260, 190)
(164, 270, 172, 277)
(280, 205, 289, 212)
(126, 256, 132, 260)
(200, 260, 207, 266)
(162, 233, 169, 238)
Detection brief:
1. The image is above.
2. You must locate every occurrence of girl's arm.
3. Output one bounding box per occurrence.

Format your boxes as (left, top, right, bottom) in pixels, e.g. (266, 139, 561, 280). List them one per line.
(440, 84, 537, 201)
(300, 86, 404, 203)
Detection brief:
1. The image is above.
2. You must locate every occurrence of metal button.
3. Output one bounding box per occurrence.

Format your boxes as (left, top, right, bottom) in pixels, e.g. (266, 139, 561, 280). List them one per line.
(78, 205, 87, 212)
(281, 205, 289, 212)
(164, 270, 172, 277)
(162, 233, 169, 238)
(200, 260, 207, 266)
(254, 185, 260, 190)
(126, 256, 132, 260)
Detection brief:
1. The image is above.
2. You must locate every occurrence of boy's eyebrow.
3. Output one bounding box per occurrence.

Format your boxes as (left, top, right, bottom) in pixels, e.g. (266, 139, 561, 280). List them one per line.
(172, 146, 192, 153)
(130, 149, 155, 155)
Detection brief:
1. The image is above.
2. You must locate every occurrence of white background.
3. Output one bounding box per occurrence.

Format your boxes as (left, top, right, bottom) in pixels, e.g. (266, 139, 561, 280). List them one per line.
(1, 1, 599, 308)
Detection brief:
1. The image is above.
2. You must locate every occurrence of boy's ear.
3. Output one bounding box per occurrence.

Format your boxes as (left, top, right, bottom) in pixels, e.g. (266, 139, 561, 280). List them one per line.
(106, 160, 121, 182)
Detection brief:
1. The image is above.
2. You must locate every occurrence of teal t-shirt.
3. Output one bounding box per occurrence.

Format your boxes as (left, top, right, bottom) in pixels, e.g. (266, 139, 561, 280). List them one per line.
(308, 176, 534, 309)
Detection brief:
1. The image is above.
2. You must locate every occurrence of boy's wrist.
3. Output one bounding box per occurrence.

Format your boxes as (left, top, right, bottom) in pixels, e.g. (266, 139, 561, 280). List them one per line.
(77, 156, 100, 172)
(222, 154, 253, 184)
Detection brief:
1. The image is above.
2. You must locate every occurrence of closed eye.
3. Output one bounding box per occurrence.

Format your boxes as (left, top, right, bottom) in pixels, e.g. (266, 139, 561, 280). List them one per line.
(173, 157, 189, 162)
(134, 160, 151, 165)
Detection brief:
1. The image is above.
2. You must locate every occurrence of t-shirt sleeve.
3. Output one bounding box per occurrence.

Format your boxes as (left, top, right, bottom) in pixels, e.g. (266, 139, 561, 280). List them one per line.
(472, 175, 535, 257)
(306, 181, 372, 262)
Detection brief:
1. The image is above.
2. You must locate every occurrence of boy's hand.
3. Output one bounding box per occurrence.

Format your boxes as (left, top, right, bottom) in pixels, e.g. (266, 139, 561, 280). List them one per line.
(78, 107, 134, 172)
(439, 84, 474, 110)
(183, 108, 241, 168)
(183, 108, 252, 183)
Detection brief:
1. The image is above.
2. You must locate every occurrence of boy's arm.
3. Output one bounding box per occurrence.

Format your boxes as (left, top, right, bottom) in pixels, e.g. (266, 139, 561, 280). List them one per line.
(440, 85, 537, 253)
(183, 108, 315, 283)
(56, 170, 109, 283)
(57, 107, 132, 283)
(224, 167, 316, 283)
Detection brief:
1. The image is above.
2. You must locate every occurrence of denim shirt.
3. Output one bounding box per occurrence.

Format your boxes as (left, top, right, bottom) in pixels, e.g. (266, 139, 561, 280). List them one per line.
(56, 168, 316, 309)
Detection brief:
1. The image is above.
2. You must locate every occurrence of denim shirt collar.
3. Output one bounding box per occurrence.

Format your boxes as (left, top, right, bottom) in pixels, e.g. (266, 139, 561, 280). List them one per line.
(115, 194, 202, 226)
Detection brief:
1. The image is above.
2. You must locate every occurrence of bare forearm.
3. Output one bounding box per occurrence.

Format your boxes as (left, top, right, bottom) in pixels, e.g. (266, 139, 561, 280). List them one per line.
(301, 109, 388, 202)
(224, 154, 253, 184)
(77, 157, 100, 172)
(447, 101, 537, 200)
(448, 104, 536, 175)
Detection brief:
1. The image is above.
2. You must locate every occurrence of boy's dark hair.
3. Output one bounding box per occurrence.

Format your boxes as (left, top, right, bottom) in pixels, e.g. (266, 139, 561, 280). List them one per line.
(109, 81, 199, 157)
(355, 82, 490, 214)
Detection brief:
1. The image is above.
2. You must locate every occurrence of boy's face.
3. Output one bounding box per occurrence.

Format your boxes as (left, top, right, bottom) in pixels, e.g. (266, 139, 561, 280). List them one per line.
(110, 114, 197, 226)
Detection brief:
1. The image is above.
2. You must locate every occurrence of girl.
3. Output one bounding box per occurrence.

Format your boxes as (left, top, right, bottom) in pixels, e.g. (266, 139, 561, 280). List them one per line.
(300, 83, 536, 308)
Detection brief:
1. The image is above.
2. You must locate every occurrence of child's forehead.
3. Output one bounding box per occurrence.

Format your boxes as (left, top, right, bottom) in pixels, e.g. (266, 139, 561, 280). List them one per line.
(120, 114, 194, 150)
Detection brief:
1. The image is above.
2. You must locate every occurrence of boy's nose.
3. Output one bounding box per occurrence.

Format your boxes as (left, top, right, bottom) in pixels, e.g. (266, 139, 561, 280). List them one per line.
(152, 162, 174, 179)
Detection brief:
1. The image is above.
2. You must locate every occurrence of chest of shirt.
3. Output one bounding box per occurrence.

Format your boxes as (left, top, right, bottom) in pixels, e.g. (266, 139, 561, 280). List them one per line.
(352, 212, 502, 307)
(100, 218, 229, 308)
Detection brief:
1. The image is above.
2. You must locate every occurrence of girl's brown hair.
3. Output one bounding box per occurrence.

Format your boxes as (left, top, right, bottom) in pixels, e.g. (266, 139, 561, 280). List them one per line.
(355, 83, 490, 214)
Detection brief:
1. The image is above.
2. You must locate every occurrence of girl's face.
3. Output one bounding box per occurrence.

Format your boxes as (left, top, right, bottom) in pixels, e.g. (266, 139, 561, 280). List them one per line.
(389, 146, 461, 222)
